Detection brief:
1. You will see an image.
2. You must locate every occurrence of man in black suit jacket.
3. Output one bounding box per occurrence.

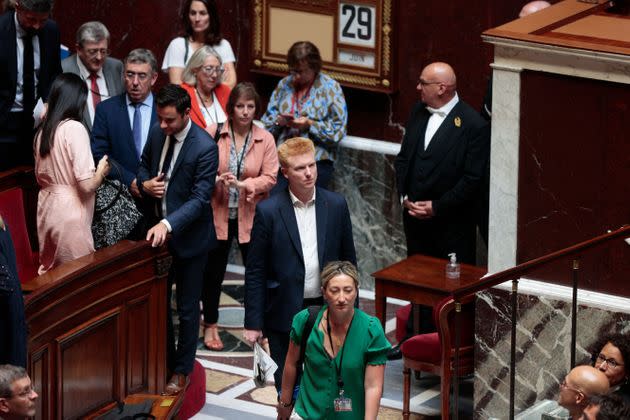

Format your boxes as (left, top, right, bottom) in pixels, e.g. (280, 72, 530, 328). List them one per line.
(392, 63, 489, 358)
(0, 0, 61, 170)
(136, 84, 218, 396)
(61, 21, 124, 130)
(395, 62, 489, 264)
(243, 137, 356, 392)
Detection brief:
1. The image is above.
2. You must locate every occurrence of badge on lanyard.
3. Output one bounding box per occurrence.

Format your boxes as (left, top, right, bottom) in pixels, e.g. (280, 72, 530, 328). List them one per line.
(327, 310, 355, 413)
(334, 389, 352, 412)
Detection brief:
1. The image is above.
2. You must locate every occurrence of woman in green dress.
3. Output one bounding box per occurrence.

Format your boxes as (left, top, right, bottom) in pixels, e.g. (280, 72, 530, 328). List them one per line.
(277, 261, 391, 419)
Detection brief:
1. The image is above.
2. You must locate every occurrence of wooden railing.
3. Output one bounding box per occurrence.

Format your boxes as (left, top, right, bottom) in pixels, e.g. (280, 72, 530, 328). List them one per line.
(453, 225, 630, 419)
(0, 166, 172, 418)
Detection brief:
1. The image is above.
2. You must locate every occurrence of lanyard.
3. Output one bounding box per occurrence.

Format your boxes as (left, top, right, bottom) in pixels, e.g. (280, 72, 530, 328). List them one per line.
(196, 87, 219, 124)
(326, 310, 355, 390)
(230, 125, 251, 180)
(290, 81, 313, 116)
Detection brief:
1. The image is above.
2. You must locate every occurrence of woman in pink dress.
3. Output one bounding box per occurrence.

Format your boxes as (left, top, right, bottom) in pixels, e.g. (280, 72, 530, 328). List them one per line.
(34, 73, 110, 274)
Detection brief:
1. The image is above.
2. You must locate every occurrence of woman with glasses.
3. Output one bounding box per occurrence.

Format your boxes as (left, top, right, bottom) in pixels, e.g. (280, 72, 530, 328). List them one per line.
(590, 333, 630, 402)
(277, 261, 390, 419)
(162, 0, 236, 88)
(34, 73, 110, 274)
(261, 41, 347, 190)
(201, 83, 278, 351)
(180, 46, 230, 133)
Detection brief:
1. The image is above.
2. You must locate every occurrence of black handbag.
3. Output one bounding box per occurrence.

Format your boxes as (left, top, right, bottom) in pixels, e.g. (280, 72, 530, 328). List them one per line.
(91, 161, 143, 250)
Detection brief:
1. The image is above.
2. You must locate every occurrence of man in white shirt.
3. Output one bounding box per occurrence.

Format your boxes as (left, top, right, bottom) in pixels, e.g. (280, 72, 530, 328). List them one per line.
(61, 21, 124, 130)
(243, 137, 357, 392)
(395, 62, 489, 265)
(137, 84, 218, 396)
(391, 62, 489, 358)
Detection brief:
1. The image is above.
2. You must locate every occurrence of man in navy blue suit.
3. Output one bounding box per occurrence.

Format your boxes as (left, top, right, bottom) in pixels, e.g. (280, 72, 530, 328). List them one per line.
(91, 48, 158, 198)
(243, 137, 356, 392)
(0, 0, 61, 170)
(136, 84, 218, 396)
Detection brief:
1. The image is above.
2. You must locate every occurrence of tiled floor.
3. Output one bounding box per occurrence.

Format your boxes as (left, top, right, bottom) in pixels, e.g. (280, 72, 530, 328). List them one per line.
(185, 265, 472, 419)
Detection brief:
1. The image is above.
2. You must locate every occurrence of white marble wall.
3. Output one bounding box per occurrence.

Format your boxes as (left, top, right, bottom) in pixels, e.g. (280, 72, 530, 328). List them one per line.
(331, 138, 406, 289)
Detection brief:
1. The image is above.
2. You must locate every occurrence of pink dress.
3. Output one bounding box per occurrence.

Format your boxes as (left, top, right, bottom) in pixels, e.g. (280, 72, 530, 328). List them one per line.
(35, 119, 96, 274)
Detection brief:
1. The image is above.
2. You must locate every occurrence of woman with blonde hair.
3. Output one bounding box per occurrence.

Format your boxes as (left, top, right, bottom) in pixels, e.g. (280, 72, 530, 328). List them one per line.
(277, 261, 390, 419)
(180, 46, 231, 133)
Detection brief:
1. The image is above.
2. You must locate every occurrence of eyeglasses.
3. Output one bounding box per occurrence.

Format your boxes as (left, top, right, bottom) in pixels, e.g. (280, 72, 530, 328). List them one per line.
(595, 354, 624, 369)
(124, 71, 150, 82)
(84, 48, 110, 57)
(12, 386, 36, 399)
(200, 66, 224, 76)
(417, 79, 442, 87)
(560, 380, 584, 396)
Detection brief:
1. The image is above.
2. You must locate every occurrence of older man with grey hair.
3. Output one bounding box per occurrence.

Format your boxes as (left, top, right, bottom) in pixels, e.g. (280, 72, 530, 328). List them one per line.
(91, 48, 158, 198)
(0, 364, 38, 420)
(62, 21, 124, 129)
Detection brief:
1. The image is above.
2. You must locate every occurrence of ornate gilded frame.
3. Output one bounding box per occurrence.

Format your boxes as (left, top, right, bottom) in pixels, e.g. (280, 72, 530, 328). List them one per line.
(252, 0, 395, 93)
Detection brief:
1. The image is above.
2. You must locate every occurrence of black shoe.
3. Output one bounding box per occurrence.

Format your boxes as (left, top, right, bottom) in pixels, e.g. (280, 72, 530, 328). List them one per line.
(387, 343, 402, 360)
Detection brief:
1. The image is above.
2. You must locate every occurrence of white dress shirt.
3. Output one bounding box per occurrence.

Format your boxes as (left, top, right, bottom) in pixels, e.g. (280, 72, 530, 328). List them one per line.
(199, 92, 227, 125)
(424, 93, 459, 150)
(76, 56, 109, 124)
(11, 13, 40, 112)
(159, 119, 192, 232)
(289, 188, 321, 299)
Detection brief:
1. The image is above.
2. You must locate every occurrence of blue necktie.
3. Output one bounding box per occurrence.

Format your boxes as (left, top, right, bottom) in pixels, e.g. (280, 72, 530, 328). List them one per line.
(132, 103, 142, 159)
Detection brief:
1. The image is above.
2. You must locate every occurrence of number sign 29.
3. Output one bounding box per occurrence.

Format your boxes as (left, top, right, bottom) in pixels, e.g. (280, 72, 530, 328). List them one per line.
(339, 3, 376, 48)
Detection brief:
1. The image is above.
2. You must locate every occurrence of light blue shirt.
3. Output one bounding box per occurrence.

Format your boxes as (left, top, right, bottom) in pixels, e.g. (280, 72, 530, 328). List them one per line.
(126, 93, 154, 153)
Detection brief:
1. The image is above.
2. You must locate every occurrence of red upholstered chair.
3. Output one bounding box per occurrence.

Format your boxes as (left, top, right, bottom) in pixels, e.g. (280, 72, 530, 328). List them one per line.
(177, 360, 206, 419)
(396, 303, 412, 344)
(0, 187, 38, 283)
(401, 295, 475, 419)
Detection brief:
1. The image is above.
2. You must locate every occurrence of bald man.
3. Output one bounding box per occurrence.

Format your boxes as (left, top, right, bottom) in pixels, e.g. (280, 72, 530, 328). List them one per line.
(395, 62, 489, 264)
(519, 0, 551, 18)
(559, 365, 610, 420)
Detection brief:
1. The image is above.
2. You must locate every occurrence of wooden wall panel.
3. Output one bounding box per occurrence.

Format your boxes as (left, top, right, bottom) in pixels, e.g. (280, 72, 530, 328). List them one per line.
(127, 297, 150, 394)
(30, 346, 49, 420)
(24, 240, 170, 419)
(58, 313, 119, 419)
(517, 70, 630, 294)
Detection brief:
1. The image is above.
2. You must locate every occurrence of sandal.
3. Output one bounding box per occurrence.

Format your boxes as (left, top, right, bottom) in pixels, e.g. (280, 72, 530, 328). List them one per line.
(204, 323, 224, 351)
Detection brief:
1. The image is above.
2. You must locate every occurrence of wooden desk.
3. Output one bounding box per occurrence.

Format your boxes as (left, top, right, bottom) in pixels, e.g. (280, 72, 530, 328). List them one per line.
(371, 254, 487, 327)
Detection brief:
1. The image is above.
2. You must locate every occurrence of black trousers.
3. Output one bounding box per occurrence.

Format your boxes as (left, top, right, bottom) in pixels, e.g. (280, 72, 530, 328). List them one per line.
(266, 296, 324, 393)
(0, 226, 27, 367)
(0, 112, 35, 171)
(202, 218, 249, 324)
(166, 252, 207, 375)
